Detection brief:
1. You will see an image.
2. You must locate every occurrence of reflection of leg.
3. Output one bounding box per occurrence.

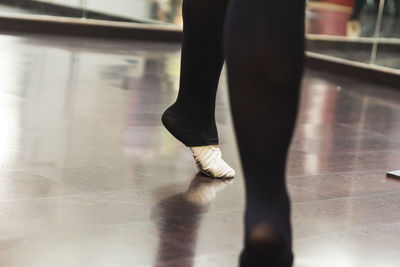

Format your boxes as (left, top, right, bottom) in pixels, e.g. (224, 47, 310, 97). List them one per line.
(153, 173, 233, 265)
(350, 0, 366, 20)
(162, 0, 229, 147)
(153, 191, 203, 266)
(347, 0, 365, 37)
(224, 0, 305, 266)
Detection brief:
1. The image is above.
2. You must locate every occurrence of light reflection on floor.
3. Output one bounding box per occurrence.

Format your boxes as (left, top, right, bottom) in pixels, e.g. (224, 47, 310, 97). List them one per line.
(0, 32, 400, 266)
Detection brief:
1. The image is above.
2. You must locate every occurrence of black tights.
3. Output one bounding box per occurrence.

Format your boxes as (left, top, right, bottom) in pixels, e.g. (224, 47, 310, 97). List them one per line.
(162, 0, 305, 266)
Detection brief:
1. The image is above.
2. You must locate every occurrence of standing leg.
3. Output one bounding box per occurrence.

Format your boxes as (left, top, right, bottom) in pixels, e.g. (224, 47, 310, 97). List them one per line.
(224, 0, 305, 266)
(162, 0, 235, 178)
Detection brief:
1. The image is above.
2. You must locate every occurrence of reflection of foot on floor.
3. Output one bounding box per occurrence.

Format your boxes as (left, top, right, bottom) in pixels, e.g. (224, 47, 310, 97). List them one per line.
(347, 20, 361, 37)
(240, 223, 293, 267)
(185, 172, 234, 205)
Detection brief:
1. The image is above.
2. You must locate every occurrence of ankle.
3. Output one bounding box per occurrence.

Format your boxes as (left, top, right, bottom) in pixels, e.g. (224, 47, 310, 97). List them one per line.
(241, 223, 293, 267)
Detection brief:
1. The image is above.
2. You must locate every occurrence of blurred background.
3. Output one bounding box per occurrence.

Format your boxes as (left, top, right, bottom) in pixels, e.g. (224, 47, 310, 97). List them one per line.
(0, 0, 399, 69)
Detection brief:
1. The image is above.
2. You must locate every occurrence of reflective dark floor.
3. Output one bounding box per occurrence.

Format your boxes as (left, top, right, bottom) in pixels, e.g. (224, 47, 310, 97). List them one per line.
(1, 32, 400, 267)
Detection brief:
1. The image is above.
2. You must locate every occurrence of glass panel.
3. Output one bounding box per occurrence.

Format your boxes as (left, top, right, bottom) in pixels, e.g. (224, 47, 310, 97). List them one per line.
(378, 0, 400, 38)
(306, 0, 378, 64)
(374, 0, 400, 69)
(307, 0, 379, 37)
(374, 41, 400, 69)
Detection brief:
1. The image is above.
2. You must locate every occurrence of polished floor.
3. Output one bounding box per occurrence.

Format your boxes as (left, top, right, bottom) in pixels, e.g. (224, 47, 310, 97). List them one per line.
(1, 32, 400, 267)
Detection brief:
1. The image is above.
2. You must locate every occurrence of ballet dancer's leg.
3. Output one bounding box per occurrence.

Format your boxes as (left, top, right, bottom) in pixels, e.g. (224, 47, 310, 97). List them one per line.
(224, 0, 305, 265)
(162, 0, 234, 178)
